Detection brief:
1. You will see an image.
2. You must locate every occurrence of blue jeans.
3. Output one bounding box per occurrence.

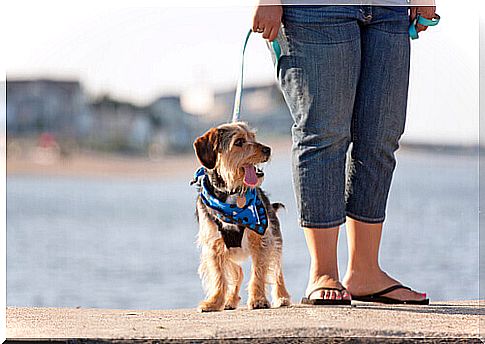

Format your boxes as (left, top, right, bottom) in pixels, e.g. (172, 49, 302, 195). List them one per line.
(276, 6, 411, 228)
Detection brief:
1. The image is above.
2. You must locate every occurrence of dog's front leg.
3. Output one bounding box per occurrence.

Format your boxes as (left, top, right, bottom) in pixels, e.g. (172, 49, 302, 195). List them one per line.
(247, 232, 271, 309)
(198, 238, 228, 312)
(225, 261, 243, 310)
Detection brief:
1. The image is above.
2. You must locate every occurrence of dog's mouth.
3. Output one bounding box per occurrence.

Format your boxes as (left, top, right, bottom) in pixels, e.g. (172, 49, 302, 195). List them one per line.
(242, 164, 264, 187)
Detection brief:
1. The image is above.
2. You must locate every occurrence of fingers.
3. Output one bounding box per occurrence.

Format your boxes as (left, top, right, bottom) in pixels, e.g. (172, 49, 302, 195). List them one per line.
(417, 24, 428, 33)
(252, 5, 282, 41)
(409, 7, 418, 22)
(252, 17, 260, 33)
(263, 25, 279, 41)
(268, 26, 278, 41)
(262, 25, 272, 40)
(410, 6, 437, 34)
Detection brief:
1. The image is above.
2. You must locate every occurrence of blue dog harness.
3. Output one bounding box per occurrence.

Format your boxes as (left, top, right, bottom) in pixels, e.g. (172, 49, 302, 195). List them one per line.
(193, 167, 268, 237)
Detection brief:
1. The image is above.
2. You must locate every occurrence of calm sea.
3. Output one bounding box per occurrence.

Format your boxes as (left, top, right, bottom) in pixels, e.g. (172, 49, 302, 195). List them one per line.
(7, 147, 479, 309)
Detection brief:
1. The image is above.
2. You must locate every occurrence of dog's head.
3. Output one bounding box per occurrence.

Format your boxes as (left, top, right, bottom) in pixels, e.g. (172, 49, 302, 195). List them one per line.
(193, 122, 271, 190)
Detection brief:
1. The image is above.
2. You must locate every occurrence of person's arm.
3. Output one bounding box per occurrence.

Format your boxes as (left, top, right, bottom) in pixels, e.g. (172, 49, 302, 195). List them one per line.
(252, 0, 282, 41)
(410, 0, 438, 34)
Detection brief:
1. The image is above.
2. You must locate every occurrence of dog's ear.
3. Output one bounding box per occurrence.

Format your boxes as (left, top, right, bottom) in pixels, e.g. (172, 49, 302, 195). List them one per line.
(193, 128, 219, 169)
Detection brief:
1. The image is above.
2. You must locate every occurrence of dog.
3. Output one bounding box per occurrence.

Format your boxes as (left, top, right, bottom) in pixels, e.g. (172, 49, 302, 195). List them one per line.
(192, 122, 291, 312)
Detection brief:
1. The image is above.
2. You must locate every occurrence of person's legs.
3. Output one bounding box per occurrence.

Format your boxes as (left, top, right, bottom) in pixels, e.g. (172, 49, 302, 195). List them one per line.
(278, 6, 362, 300)
(342, 6, 426, 301)
(343, 219, 426, 301)
(304, 227, 350, 300)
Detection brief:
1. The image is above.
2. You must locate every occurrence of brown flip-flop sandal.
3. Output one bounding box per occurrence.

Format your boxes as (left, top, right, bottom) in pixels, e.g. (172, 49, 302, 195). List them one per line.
(351, 285, 429, 305)
(301, 286, 352, 306)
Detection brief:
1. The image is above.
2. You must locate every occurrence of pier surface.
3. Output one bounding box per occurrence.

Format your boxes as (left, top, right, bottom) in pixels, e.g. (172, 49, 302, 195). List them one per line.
(6, 301, 483, 342)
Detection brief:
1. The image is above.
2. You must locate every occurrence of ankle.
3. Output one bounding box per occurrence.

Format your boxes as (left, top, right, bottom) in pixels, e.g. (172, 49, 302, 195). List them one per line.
(346, 263, 382, 277)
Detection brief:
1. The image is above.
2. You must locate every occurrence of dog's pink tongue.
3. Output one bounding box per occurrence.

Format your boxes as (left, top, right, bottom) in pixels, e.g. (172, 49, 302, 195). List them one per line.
(243, 165, 258, 187)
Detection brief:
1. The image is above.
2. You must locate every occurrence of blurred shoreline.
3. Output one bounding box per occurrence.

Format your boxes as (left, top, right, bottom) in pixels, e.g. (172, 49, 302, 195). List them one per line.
(6, 139, 479, 179)
(6, 137, 294, 179)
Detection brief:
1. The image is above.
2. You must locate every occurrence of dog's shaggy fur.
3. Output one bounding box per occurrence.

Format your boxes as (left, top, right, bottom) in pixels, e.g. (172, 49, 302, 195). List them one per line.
(193, 122, 291, 312)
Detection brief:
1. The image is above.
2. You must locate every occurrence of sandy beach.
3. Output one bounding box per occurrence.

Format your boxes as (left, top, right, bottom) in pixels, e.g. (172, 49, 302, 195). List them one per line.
(7, 152, 200, 179)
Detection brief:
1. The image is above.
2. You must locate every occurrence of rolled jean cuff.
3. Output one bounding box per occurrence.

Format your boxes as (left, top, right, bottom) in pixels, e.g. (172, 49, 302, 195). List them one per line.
(299, 217, 346, 229)
(346, 211, 385, 224)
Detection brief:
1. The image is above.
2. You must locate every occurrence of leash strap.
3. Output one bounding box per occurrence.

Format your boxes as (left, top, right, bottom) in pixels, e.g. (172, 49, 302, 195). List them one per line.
(409, 14, 440, 40)
(231, 29, 282, 122)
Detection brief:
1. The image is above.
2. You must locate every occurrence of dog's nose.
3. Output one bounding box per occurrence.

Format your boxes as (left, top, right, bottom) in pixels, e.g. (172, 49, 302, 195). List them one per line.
(262, 146, 271, 156)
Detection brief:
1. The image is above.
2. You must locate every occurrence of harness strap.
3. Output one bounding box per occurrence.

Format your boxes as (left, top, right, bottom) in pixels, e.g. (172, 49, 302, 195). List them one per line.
(215, 217, 246, 249)
(194, 168, 268, 235)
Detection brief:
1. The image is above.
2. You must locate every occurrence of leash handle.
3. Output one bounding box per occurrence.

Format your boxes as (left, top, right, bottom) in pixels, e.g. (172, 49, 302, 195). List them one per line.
(409, 14, 440, 40)
(231, 29, 282, 123)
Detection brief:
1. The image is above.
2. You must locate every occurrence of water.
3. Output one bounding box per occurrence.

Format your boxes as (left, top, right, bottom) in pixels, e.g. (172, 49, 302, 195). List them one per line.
(7, 148, 479, 309)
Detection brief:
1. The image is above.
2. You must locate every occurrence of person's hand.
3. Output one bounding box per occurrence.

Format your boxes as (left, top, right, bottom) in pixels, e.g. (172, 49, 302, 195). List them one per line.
(410, 6, 437, 33)
(252, 1, 282, 41)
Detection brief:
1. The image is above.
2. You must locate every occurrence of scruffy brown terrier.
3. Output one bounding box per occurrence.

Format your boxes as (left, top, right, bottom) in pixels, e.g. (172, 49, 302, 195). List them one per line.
(193, 122, 291, 312)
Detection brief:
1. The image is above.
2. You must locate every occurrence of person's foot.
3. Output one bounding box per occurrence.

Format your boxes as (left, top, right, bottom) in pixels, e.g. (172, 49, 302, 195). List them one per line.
(306, 274, 352, 301)
(342, 269, 426, 302)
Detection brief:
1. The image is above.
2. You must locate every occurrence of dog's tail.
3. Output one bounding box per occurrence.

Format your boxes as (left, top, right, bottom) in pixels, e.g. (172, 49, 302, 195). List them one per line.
(271, 202, 285, 213)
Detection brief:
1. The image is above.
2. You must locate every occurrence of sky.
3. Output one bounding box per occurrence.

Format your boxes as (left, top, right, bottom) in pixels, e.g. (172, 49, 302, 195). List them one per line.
(4, 0, 480, 145)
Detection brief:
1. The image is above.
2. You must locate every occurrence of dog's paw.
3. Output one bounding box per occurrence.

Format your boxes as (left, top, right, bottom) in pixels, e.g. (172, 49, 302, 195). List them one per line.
(273, 297, 291, 308)
(198, 300, 224, 312)
(224, 296, 241, 310)
(247, 297, 271, 310)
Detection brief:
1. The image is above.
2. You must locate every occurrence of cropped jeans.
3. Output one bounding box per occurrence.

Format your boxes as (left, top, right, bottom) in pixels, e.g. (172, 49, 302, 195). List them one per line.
(275, 6, 411, 228)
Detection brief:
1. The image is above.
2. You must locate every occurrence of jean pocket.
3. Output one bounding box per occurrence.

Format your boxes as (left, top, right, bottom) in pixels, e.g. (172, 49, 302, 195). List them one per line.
(371, 6, 410, 34)
(284, 19, 360, 45)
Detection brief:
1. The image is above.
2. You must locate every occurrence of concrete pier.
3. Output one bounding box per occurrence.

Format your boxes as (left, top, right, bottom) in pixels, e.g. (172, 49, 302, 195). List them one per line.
(6, 301, 483, 343)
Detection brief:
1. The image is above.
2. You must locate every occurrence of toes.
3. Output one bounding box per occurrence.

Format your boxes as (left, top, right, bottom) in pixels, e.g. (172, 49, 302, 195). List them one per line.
(387, 289, 427, 302)
(401, 289, 427, 301)
(309, 289, 350, 300)
(342, 290, 351, 300)
(311, 290, 325, 300)
(415, 291, 427, 300)
(319, 290, 326, 300)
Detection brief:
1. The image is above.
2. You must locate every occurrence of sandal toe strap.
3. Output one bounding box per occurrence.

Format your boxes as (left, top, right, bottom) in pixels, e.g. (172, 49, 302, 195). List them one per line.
(373, 285, 412, 297)
(307, 286, 347, 299)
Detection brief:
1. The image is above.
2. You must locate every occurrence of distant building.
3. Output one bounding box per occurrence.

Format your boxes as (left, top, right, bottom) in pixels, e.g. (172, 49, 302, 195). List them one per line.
(6, 79, 90, 138)
(6, 78, 293, 156)
(211, 83, 292, 135)
(88, 95, 152, 153)
(149, 96, 201, 153)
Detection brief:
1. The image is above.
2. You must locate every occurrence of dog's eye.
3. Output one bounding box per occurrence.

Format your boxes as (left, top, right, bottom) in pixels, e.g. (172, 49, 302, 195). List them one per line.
(234, 138, 245, 147)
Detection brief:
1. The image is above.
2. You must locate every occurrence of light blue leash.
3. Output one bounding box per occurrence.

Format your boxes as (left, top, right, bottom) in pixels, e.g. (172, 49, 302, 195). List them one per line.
(409, 14, 440, 40)
(232, 29, 282, 123)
